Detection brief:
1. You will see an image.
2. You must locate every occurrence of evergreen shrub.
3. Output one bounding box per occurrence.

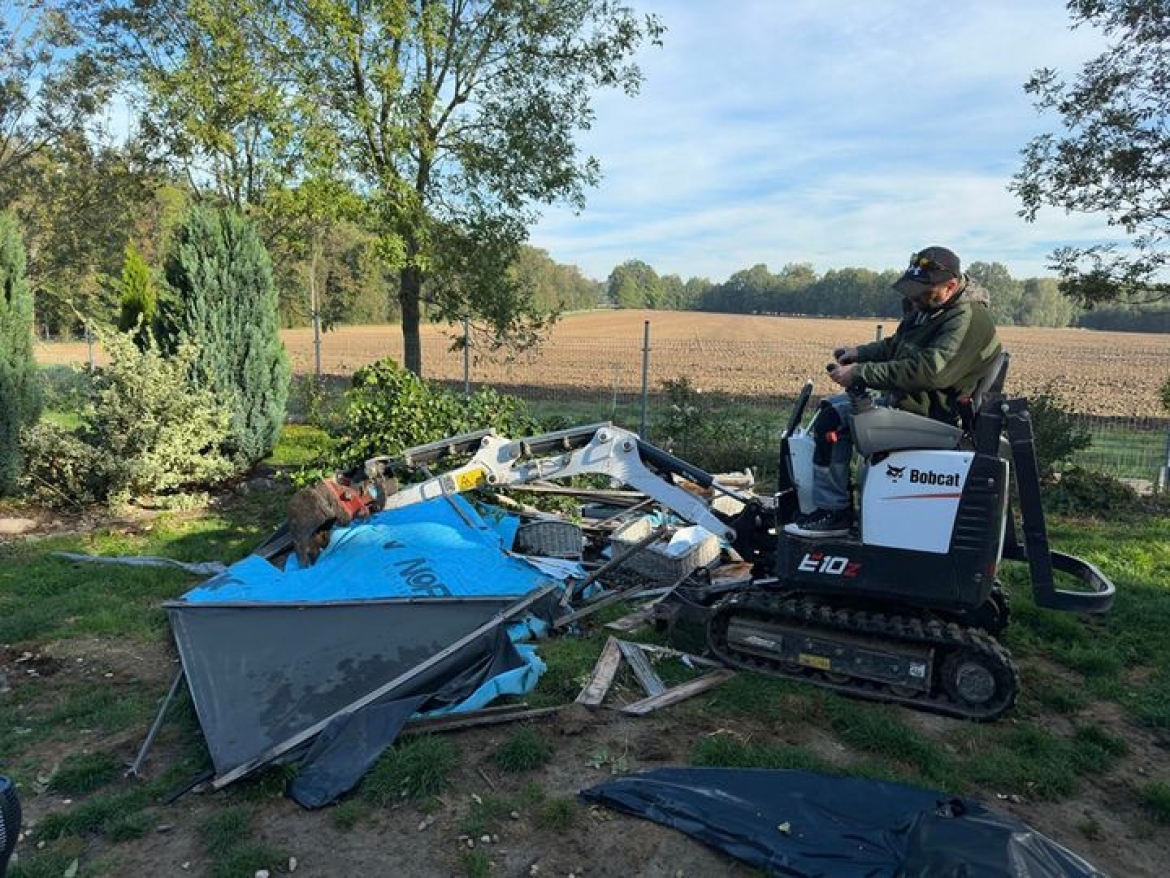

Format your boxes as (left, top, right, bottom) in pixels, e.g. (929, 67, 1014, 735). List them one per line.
(0, 211, 42, 494)
(116, 242, 158, 347)
(20, 331, 235, 507)
(161, 206, 290, 465)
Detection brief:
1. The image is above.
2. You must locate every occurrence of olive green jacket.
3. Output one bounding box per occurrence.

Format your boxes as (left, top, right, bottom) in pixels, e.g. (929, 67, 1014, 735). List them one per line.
(852, 287, 1001, 423)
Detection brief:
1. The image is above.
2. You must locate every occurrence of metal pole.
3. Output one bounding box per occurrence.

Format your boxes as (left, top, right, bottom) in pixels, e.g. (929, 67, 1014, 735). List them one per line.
(312, 309, 322, 378)
(1159, 424, 1170, 492)
(310, 229, 322, 377)
(463, 316, 470, 394)
(639, 320, 650, 439)
(875, 324, 884, 342)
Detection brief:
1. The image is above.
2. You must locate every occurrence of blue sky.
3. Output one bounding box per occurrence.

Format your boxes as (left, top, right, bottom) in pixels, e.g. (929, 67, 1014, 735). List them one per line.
(529, 0, 1116, 284)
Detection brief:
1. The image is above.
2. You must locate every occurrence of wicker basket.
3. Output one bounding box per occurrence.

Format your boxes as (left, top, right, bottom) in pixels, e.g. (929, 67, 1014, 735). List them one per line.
(609, 518, 722, 583)
(514, 520, 584, 559)
(711, 494, 746, 516)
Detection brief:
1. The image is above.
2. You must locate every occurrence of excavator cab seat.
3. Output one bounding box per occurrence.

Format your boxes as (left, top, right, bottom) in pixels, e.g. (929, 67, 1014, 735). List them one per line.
(850, 351, 1010, 457)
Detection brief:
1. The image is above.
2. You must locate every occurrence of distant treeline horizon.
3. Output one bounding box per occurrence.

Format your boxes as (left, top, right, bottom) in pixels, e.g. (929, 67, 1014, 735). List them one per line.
(592, 256, 1170, 333)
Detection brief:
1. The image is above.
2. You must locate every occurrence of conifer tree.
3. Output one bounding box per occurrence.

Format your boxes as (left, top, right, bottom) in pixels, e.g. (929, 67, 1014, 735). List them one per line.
(161, 205, 290, 464)
(117, 242, 158, 347)
(0, 212, 43, 493)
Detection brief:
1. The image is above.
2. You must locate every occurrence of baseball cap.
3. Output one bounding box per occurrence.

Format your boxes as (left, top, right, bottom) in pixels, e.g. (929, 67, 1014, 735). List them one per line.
(892, 246, 961, 296)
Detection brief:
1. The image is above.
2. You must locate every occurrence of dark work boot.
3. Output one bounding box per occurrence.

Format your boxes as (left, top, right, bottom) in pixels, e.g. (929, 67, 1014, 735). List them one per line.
(783, 508, 854, 538)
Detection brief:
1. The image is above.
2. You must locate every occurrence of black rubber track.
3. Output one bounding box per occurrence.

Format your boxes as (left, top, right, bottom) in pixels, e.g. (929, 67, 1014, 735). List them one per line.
(707, 590, 1020, 721)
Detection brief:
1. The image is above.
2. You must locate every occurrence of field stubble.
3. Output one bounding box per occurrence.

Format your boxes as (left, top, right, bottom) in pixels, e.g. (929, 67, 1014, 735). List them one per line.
(34, 310, 1169, 419)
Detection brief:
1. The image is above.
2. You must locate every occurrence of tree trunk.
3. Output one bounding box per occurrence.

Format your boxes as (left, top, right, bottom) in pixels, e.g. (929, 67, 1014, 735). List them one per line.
(400, 264, 423, 375)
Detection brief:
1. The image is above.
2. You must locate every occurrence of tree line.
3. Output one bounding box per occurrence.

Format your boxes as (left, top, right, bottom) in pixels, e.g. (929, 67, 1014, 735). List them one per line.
(603, 259, 1168, 330)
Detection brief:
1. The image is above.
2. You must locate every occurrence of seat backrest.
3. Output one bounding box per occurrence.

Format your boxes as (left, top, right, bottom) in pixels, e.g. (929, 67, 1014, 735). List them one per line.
(970, 350, 1009, 412)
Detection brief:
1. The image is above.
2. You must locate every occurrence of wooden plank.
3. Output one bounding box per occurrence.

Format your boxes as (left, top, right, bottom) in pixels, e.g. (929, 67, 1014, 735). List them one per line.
(553, 582, 639, 629)
(620, 669, 736, 716)
(574, 636, 624, 707)
(632, 642, 724, 669)
(604, 605, 656, 632)
(402, 705, 561, 735)
(617, 640, 666, 698)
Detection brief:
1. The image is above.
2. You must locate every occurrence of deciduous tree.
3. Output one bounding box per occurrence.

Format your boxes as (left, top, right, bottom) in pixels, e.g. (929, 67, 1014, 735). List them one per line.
(95, 0, 662, 375)
(0, 1, 111, 188)
(608, 259, 663, 309)
(1012, 0, 1169, 305)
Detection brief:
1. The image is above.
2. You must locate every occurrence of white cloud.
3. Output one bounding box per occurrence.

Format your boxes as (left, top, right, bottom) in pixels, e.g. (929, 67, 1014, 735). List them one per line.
(529, 0, 1117, 282)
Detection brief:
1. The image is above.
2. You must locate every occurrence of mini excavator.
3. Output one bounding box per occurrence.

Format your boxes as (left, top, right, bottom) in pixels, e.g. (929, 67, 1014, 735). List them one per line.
(280, 356, 1114, 721)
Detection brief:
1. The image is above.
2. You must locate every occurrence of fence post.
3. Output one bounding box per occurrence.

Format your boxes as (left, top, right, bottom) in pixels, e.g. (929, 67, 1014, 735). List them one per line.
(462, 316, 470, 395)
(85, 325, 95, 370)
(639, 320, 650, 439)
(312, 309, 322, 378)
(875, 324, 883, 342)
(1159, 425, 1170, 492)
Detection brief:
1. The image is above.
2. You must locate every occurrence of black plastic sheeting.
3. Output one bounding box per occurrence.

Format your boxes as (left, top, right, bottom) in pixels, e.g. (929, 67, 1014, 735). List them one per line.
(288, 625, 527, 808)
(167, 596, 517, 780)
(1, 776, 20, 877)
(580, 768, 1104, 878)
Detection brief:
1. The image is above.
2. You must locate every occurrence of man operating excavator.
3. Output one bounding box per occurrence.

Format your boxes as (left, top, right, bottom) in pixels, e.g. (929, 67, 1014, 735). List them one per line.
(785, 246, 1001, 538)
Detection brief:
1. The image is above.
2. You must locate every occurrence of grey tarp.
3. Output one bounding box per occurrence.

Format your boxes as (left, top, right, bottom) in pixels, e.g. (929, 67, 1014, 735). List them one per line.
(167, 596, 523, 783)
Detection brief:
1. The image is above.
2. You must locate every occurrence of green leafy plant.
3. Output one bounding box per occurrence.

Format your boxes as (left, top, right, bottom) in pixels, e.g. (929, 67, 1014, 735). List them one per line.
(1026, 389, 1092, 482)
(323, 357, 537, 473)
(1044, 466, 1140, 517)
(20, 329, 235, 507)
(116, 241, 158, 348)
(656, 376, 702, 454)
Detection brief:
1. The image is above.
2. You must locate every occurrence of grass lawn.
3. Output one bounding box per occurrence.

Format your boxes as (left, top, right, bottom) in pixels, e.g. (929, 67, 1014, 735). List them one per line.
(1, 424, 1168, 875)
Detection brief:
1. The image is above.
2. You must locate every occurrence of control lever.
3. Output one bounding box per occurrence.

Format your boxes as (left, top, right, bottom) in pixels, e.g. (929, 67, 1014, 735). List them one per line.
(826, 363, 872, 414)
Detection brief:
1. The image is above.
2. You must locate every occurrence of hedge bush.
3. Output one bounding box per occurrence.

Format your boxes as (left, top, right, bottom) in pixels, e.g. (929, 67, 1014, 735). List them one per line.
(21, 331, 235, 507)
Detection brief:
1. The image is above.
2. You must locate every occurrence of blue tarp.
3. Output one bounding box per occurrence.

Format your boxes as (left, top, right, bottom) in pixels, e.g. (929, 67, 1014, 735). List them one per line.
(174, 495, 566, 740)
(182, 496, 554, 604)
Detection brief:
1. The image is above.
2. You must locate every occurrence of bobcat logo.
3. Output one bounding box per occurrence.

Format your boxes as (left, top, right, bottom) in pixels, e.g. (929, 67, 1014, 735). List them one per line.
(885, 464, 907, 482)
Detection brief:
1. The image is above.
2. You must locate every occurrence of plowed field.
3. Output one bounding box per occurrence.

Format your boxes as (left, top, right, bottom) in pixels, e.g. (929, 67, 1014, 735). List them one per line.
(35, 310, 1169, 418)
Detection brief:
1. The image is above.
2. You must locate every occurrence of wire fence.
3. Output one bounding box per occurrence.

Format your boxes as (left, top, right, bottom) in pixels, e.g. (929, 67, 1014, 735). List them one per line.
(36, 324, 1170, 489)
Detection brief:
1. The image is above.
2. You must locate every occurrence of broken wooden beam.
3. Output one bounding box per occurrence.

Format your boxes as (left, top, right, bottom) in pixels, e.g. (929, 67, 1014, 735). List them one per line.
(617, 639, 666, 697)
(620, 669, 736, 716)
(402, 704, 561, 735)
(574, 636, 624, 708)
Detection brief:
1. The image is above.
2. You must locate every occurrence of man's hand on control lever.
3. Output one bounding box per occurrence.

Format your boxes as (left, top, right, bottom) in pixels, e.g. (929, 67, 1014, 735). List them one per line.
(827, 360, 855, 388)
(833, 346, 858, 365)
